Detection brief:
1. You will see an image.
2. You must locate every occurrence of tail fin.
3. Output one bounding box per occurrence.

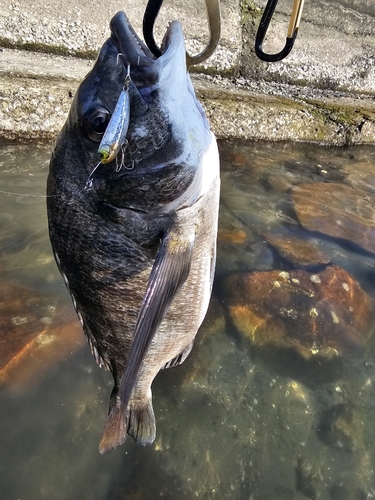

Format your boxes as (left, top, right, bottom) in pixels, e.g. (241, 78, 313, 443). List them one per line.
(98, 395, 156, 453)
(98, 404, 127, 454)
(127, 397, 156, 446)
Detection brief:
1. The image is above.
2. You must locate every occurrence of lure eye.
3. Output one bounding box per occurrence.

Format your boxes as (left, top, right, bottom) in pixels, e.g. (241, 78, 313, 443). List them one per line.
(82, 107, 111, 142)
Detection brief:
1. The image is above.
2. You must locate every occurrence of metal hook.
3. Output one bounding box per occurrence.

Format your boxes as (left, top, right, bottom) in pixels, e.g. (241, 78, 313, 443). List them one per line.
(142, 0, 221, 68)
(142, 0, 163, 59)
(255, 0, 305, 62)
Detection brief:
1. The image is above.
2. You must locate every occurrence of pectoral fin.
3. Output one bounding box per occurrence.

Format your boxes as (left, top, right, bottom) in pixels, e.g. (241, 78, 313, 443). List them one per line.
(163, 341, 194, 369)
(119, 230, 194, 430)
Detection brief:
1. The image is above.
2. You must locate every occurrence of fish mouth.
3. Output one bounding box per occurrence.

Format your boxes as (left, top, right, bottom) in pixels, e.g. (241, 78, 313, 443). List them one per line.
(110, 12, 185, 84)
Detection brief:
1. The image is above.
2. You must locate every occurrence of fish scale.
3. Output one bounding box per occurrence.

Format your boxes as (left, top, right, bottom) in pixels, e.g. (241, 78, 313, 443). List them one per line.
(123, 102, 171, 167)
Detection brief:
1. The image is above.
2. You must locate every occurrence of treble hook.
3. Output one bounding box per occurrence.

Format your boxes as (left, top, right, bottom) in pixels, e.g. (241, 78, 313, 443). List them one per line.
(255, 0, 305, 62)
(142, 0, 221, 67)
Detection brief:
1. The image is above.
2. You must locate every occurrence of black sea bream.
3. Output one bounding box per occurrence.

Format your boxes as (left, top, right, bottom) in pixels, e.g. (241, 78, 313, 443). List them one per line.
(47, 11, 220, 454)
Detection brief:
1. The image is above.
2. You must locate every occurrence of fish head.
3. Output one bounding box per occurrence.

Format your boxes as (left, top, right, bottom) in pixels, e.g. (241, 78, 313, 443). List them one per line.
(50, 11, 214, 212)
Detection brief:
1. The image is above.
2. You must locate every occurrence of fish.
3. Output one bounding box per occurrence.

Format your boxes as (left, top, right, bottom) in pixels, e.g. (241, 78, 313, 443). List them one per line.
(47, 11, 220, 454)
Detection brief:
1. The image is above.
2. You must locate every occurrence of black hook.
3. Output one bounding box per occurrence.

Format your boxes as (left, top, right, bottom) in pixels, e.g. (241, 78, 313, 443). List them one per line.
(255, 0, 305, 62)
(143, 0, 163, 58)
(142, 0, 221, 67)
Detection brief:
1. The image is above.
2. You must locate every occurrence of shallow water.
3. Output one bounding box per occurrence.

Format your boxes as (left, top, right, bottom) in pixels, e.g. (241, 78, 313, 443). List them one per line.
(1, 141, 375, 499)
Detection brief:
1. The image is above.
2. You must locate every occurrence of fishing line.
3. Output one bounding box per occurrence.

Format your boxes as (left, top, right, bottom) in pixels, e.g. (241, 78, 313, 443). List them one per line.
(86, 161, 102, 189)
(0, 151, 130, 199)
(0, 189, 60, 198)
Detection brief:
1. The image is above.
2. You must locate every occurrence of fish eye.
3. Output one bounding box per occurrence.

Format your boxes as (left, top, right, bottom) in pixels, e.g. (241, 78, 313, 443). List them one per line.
(82, 107, 111, 142)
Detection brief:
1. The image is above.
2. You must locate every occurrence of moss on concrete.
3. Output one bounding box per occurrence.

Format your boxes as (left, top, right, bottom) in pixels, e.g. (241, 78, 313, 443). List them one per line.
(1, 50, 375, 145)
(0, 38, 97, 60)
(240, 0, 262, 25)
(304, 100, 375, 144)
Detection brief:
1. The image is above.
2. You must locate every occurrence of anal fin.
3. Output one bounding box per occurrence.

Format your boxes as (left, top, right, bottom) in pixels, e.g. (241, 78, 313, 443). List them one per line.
(163, 341, 194, 369)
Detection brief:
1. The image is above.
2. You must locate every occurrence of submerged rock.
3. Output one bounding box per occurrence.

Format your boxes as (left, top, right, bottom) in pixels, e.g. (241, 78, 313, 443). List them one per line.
(296, 458, 320, 499)
(330, 483, 368, 500)
(317, 404, 361, 453)
(261, 230, 331, 267)
(147, 342, 318, 499)
(343, 159, 375, 196)
(221, 266, 373, 363)
(292, 182, 375, 254)
(0, 281, 83, 389)
(0, 282, 55, 370)
(218, 229, 247, 245)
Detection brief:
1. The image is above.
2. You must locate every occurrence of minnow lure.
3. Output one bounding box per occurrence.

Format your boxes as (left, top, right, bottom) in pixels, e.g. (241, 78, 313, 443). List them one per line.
(98, 63, 131, 164)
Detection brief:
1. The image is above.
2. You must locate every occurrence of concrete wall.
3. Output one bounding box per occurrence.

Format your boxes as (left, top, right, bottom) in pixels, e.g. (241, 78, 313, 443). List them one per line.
(0, 0, 240, 71)
(1, 0, 374, 94)
(1, 1, 375, 143)
(241, 0, 375, 93)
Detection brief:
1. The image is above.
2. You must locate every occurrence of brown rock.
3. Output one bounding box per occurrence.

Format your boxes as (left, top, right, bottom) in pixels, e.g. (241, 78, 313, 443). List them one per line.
(0, 282, 84, 389)
(343, 160, 375, 194)
(265, 173, 294, 194)
(261, 231, 330, 267)
(292, 182, 375, 254)
(219, 149, 248, 167)
(218, 229, 247, 244)
(0, 318, 84, 389)
(221, 266, 373, 360)
(0, 282, 55, 370)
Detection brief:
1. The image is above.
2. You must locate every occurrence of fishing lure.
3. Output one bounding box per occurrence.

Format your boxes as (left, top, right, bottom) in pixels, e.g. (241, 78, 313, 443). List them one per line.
(98, 63, 131, 164)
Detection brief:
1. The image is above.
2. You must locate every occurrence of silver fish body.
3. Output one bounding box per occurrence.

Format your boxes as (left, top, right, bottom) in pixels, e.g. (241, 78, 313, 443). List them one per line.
(47, 11, 220, 454)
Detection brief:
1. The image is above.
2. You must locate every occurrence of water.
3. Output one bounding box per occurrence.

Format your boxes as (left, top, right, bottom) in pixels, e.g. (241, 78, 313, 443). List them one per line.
(1, 141, 375, 499)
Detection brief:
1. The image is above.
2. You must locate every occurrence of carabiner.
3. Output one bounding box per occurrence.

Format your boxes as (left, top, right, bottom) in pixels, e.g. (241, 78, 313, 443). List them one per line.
(142, 0, 221, 67)
(255, 0, 305, 62)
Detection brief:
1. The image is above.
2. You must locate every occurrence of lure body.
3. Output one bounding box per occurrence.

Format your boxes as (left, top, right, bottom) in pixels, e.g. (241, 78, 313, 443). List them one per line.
(98, 83, 130, 164)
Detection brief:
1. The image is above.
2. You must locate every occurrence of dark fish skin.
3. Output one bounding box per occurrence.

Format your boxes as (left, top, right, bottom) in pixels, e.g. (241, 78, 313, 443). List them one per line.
(47, 12, 220, 454)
